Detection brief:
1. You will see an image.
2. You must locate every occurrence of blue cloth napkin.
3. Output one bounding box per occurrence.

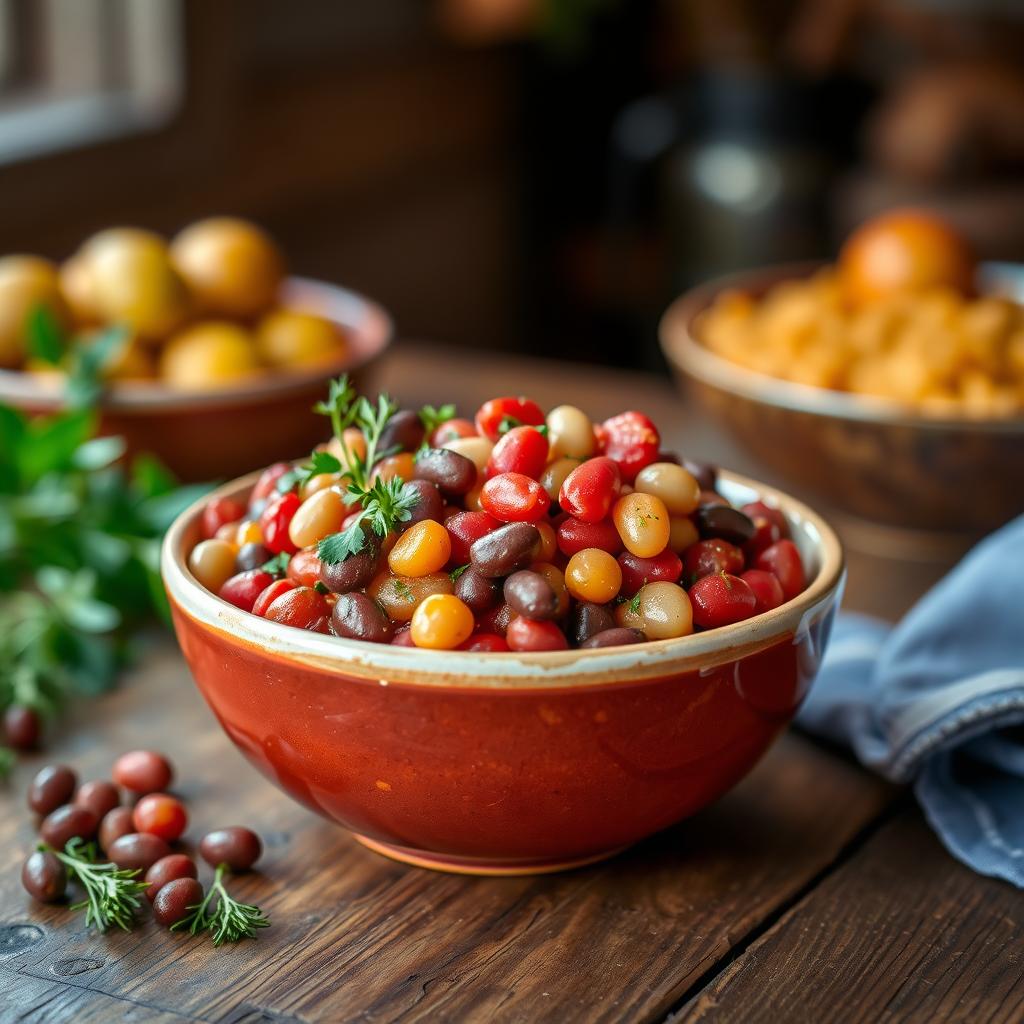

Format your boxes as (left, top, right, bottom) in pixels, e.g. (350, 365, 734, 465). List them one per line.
(797, 514, 1024, 887)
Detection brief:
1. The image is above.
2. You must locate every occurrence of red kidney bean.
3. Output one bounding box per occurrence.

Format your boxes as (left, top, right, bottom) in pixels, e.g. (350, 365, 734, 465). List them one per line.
(556, 516, 622, 557)
(112, 750, 173, 794)
(454, 568, 501, 613)
(220, 569, 275, 612)
(480, 472, 551, 522)
(380, 409, 425, 453)
(40, 806, 98, 849)
(469, 522, 541, 577)
(581, 627, 646, 648)
(99, 806, 135, 853)
(754, 540, 806, 600)
(682, 458, 717, 491)
(506, 617, 569, 651)
(598, 411, 660, 482)
(569, 602, 616, 646)
(331, 593, 394, 643)
(486, 426, 549, 480)
(743, 515, 782, 560)
(617, 550, 683, 596)
(684, 539, 744, 584)
(476, 602, 515, 636)
(741, 500, 788, 538)
(27, 765, 77, 816)
(153, 877, 204, 927)
(694, 506, 755, 545)
(396, 479, 445, 534)
(199, 827, 262, 871)
(690, 573, 758, 628)
(21, 851, 66, 903)
(265, 587, 330, 632)
(259, 491, 301, 555)
(73, 781, 120, 821)
(318, 528, 381, 593)
(741, 569, 785, 613)
(4, 705, 40, 750)
(284, 548, 323, 588)
(236, 542, 273, 573)
(107, 833, 172, 873)
(558, 457, 621, 523)
(201, 497, 245, 540)
(144, 854, 198, 902)
(503, 571, 559, 621)
(413, 448, 477, 496)
(252, 579, 297, 617)
(459, 633, 510, 651)
(445, 511, 500, 565)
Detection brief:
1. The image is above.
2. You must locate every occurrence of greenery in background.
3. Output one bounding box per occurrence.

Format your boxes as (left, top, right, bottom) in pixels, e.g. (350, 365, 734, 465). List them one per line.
(0, 311, 209, 773)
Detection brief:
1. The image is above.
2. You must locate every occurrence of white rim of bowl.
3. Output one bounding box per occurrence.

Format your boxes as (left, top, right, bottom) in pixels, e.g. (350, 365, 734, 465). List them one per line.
(659, 261, 1024, 434)
(161, 468, 845, 691)
(0, 276, 393, 412)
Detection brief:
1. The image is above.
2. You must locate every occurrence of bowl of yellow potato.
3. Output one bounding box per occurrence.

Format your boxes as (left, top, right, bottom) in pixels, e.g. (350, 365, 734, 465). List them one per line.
(0, 218, 392, 480)
(660, 210, 1024, 538)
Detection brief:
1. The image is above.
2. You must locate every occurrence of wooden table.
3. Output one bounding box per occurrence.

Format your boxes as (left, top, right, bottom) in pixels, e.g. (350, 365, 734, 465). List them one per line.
(3, 345, 1021, 1023)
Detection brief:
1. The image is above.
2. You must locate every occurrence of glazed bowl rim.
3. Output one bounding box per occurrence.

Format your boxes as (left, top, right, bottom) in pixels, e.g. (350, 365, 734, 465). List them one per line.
(161, 466, 845, 690)
(0, 275, 394, 413)
(659, 260, 1024, 434)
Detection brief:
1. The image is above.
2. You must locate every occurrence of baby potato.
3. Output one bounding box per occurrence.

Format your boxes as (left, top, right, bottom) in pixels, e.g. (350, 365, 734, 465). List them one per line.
(81, 228, 190, 340)
(59, 253, 101, 327)
(160, 321, 260, 390)
(0, 256, 66, 368)
(170, 217, 284, 318)
(255, 308, 347, 368)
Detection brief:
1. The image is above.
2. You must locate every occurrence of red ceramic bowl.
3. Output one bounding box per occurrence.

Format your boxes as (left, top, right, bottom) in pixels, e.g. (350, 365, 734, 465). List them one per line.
(162, 470, 844, 875)
(0, 277, 392, 481)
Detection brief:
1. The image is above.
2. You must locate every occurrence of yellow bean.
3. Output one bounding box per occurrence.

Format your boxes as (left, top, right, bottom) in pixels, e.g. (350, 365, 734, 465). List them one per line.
(288, 489, 347, 549)
(634, 463, 701, 515)
(188, 539, 237, 593)
(612, 492, 671, 558)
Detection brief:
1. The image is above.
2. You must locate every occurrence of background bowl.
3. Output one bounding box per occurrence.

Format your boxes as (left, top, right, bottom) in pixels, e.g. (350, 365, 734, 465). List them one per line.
(660, 263, 1024, 538)
(0, 276, 392, 481)
(162, 468, 844, 876)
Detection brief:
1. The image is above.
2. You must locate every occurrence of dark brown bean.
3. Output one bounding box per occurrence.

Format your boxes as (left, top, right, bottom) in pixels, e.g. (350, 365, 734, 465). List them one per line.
(695, 506, 755, 545)
(454, 568, 500, 613)
(4, 706, 41, 750)
(331, 592, 394, 643)
(486, 603, 515, 637)
(107, 832, 171, 873)
(319, 528, 381, 594)
(73, 780, 120, 820)
(397, 480, 444, 533)
(379, 409, 425, 454)
(112, 750, 173, 794)
(569, 602, 616, 646)
(144, 854, 198, 902)
(21, 851, 66, 903)
(199, 827, 262, 871)
(503, 570, 559, 621)
(99, 806, 135, 853)
(697, 489, 729, 510)
(236, 542, 273, 573)
(27, 764, 77, 816)
(153, 877, 204, 927)
(470, 522, 541, 578)
(413, 448, 476, 496)
(683, 458, 717, 492)
(581, 627, 646, 649)
(40, 805, 98, 849)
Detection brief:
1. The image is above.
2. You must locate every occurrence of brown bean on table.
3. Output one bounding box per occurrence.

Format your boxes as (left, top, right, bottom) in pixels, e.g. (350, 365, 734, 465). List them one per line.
(98, 806, 135, 853)
(199, 826, 263, 871)
(27, 764, 77, 816)
(73, 780, 120, 820)
(39, 806, 98, 849)
(21, 851, 67, 903)
(107, 832, 172, 873)
(145, 854, 199, 901)
(153, 877, 205, 927)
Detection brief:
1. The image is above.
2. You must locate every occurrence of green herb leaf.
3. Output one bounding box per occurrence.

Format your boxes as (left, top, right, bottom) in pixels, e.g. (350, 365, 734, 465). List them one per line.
(317, 478, 419, 566)
(52, 838, 149, 932)
(418, 403, 456, 434)
(261, 553, 291, 576)
(172, 863, 270, 945)
(629, 591, 642, 614)
(449, 564, 470, 582)
(25, 305, 65, 365)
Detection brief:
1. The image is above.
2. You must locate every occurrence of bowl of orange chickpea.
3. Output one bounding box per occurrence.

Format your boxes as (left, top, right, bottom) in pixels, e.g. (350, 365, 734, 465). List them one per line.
(0, 218, 392, 480)
(660, 210, 1024, 536)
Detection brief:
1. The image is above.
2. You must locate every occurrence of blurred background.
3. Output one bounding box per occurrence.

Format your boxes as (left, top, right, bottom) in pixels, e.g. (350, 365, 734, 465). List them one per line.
(1, 0, 1023, 371)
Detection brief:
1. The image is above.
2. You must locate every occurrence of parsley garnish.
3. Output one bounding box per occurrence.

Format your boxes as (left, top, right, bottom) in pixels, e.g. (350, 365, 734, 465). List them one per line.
(629, 592, 642, 614)
(318, 477, 419, 565)
(449, 564, 470, 582)
(392, 578, 416, 602)
(261, 553, 291, 576)
(418, 403, 456, 434)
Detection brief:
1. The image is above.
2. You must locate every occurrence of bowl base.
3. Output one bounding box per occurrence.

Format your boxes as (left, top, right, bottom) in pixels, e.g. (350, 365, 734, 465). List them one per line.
(353, 834, 629, 876)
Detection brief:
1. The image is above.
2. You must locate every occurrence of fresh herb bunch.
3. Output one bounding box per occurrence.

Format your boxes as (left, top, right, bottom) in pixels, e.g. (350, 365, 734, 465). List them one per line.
(173, 863, 271, 945)
(50, 838, 149, 932)
(0, 309, 209, 772)
(307, 376, 420, 566)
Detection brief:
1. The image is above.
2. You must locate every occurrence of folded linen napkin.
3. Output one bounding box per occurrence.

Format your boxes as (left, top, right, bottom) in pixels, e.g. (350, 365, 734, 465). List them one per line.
(796, 514, 1024, 887)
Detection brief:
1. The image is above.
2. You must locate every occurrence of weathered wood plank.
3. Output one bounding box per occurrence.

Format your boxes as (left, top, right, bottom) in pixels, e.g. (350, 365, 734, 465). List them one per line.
(0, 644, 892, 1023)
(673, 813, 1024, 1024)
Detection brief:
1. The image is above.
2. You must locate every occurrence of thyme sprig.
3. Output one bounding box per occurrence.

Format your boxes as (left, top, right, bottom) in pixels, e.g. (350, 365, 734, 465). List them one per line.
(50, 838, 148, 932)
(173, 863, 270, 945)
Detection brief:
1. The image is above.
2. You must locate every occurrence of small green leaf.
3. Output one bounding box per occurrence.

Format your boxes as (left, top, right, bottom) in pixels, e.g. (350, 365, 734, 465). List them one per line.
(418, 403, 456, 434)
(25, 304, 66, 365)
(629, 591, 642, 614)
(261, 553, 291, 576)
(449, 564, 470, 582)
